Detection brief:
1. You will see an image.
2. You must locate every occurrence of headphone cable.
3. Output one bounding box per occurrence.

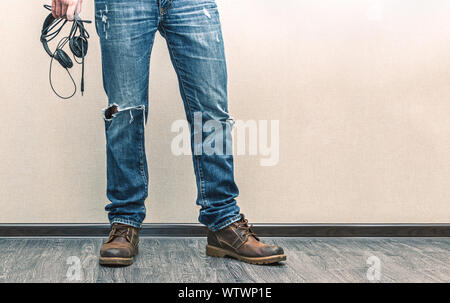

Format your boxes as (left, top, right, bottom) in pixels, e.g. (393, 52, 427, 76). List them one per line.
(49, 37, 77, 99)
(42, 4, 90, 99)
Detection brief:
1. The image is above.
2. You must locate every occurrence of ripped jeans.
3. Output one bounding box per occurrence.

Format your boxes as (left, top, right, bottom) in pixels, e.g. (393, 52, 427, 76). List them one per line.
(95, 0, 241, 231)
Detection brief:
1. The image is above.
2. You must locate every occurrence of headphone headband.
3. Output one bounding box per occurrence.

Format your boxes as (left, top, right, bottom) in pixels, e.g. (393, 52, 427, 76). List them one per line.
(41, 13, 57, 57)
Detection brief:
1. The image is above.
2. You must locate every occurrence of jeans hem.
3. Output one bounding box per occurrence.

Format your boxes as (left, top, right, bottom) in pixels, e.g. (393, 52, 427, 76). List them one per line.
(110, 218, 142, 229)
(208, 214, 242, 232)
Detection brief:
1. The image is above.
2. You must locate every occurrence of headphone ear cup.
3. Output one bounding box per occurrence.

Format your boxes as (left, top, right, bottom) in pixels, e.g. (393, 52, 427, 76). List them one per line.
(70, 36, 88, 58)
(54, 49, 73, 69)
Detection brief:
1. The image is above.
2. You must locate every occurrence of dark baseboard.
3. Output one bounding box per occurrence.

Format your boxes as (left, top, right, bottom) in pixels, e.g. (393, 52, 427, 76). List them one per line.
(0, 223, 449, 237)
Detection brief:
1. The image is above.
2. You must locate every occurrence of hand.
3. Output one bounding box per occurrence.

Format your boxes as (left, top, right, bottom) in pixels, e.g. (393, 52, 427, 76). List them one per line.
(52, 0, 83, 21)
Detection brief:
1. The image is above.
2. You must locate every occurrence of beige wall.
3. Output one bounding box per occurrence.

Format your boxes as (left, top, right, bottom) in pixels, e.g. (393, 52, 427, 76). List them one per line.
(1, 0, 449, 223)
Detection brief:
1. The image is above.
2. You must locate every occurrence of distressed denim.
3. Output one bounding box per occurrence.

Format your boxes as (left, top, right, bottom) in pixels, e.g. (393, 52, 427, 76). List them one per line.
(94, 0, 241, 231)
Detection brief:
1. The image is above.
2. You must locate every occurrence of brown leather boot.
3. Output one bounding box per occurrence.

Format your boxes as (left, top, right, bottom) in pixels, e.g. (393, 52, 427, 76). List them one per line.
(99, 223, 139, 266)
(206, 214, 286, 265)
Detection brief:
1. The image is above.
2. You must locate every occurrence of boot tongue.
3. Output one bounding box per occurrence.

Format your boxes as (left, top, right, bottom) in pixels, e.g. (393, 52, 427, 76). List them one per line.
(110, 224, 130, 243)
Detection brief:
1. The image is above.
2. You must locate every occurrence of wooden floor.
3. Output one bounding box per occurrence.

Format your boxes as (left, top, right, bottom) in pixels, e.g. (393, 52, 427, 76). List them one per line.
(0, 237, 448, 283)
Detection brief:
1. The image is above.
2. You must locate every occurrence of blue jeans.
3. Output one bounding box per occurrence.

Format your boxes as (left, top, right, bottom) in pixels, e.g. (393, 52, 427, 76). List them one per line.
(94, 0, 241, 231)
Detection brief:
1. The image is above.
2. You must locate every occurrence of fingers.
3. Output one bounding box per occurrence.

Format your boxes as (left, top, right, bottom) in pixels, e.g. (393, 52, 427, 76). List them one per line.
(61, 1, 69, 19)
(52, 0, 82, 20)
(77, 0, 83, 14)
(51, 0, 57, 18)
(66, 1, 77, 21)
(56, 0, 63, 18)
(53, 0, 62, 18)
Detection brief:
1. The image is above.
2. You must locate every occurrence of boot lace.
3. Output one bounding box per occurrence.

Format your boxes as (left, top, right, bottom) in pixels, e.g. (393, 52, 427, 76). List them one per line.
(235, 215, 258, 240)
(108, 224, 131, 242)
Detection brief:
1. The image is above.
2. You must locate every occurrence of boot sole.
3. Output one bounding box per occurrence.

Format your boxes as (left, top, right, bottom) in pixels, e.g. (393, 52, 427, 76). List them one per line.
(206, 245, 286, 265)
(99, 256, 134, 267)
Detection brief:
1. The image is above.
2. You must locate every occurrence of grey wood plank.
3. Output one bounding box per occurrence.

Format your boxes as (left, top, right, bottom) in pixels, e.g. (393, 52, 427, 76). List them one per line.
(0, 237, 448, 283)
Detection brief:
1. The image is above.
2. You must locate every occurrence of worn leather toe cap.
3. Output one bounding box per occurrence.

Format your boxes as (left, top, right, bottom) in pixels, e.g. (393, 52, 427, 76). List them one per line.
(100, 247, 132, 258)
(265, 245, 284, 256)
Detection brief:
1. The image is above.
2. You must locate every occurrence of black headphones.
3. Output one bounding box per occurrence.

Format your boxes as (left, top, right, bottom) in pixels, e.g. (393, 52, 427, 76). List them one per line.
(40, 4, 91, 99)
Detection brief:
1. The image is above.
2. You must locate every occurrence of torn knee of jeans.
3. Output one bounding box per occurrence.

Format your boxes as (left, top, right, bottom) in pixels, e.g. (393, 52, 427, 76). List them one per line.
(102, 104, 146, 124)
(103, 104, 119, 120)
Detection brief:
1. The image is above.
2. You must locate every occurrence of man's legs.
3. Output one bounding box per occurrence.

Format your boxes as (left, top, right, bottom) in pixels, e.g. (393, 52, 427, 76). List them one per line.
(159, 0, 285, 264)
(95, 0, 160, 266)
(97, 0, 240, 234)
(95, 0, 159, 228)
(95, 0, 285, 265)
(159, 0, 242, 231)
